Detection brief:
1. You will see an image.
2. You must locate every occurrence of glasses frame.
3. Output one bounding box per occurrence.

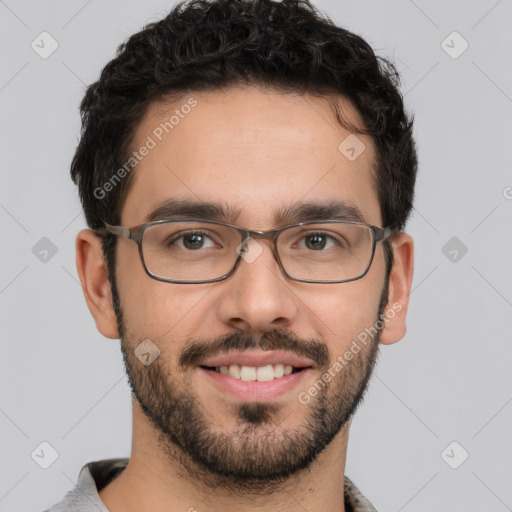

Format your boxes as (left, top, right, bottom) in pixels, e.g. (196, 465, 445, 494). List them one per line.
(99, 218, 396, 284)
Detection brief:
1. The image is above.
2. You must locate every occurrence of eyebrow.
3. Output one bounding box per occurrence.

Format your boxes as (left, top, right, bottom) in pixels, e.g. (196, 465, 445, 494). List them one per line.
(144, 198, 366, 225)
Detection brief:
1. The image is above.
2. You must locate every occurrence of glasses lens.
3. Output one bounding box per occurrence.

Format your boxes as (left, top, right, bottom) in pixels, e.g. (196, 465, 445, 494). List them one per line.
(142, 221, 241, 282)
(277, 222, 374, 282)
(140, 220, 374, 283)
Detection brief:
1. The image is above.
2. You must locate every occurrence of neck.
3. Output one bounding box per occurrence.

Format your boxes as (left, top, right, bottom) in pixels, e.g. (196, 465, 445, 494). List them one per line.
(99, 402, 349, 512)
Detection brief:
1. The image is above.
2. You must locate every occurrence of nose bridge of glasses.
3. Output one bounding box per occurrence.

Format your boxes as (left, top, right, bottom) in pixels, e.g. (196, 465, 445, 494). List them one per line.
(236, 228, 281, 264)
(244, 227, 279, 241)
(242, 227, 281, 250)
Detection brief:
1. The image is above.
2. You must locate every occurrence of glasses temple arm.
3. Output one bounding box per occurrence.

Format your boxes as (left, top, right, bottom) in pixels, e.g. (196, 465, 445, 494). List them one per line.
(103, 222, 131, 239)
(376, 226, 399, 241)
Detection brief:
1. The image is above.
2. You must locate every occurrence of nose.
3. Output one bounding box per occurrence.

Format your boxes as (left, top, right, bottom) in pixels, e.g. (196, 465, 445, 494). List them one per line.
(215, 237, 300, 333)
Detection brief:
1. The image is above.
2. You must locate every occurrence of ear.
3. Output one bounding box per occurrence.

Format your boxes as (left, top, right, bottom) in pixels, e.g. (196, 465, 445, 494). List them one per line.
(75, 229, 120, 339)
(379, 232, 414, 345)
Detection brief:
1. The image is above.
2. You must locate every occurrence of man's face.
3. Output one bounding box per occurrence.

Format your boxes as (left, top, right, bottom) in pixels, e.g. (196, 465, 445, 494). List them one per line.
(113, 86, 389, 488)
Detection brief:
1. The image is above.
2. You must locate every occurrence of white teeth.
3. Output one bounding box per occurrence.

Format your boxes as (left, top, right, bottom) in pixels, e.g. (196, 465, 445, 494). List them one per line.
(240, 366, 257, 381)
(214, 364, 302, 380)
(274, 364, 285, 378)
(228, 364, 241, 379)
(256, 365, 274, 382)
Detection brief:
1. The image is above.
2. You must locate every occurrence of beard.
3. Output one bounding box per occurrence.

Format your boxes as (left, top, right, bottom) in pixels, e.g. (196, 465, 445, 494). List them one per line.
(111, 276, 389, 493)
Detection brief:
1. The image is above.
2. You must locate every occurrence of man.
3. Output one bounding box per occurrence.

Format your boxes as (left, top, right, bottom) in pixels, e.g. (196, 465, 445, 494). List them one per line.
(46, 0, 416, 510)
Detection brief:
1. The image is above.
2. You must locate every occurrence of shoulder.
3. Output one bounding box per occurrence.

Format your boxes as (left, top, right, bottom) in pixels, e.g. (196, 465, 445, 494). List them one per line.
(344, 475, 378, 512)
(42, 458, 129, 512)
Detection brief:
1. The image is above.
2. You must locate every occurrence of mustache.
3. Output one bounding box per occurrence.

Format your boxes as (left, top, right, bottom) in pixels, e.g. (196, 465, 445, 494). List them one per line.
(179, 328, 330, 369)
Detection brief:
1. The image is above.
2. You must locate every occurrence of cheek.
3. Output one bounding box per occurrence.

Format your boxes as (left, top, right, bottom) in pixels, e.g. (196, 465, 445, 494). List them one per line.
(118, 260, 211, 342)
(304, 272, 385, 352)
(114, 245, 148, 326)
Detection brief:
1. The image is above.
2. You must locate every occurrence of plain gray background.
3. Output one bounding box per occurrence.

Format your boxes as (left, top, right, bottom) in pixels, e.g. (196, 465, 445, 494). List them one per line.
(1, 0, 511, 510)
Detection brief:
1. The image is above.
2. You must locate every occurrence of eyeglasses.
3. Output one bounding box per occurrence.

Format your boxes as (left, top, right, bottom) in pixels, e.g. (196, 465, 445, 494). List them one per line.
(99, 218, 395, 284)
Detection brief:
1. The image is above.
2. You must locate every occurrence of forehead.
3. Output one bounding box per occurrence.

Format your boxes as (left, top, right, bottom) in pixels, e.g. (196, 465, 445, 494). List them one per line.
(121, 86, 381, 228)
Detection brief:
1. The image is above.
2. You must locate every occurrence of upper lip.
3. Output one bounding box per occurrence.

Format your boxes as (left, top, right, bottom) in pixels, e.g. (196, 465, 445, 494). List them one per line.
(200, 350, 315, 369)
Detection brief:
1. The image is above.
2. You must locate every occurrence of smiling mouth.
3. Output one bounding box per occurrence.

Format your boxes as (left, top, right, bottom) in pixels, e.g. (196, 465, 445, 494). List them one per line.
(200, 364, 310, 381)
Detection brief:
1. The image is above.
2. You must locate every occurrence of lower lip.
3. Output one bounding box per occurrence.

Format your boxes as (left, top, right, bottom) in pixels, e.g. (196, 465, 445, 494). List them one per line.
(199, 367, 312, 401)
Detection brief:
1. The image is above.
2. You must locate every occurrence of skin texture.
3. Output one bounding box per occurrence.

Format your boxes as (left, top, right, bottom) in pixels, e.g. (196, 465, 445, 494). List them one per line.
(76, 85, 414, 512)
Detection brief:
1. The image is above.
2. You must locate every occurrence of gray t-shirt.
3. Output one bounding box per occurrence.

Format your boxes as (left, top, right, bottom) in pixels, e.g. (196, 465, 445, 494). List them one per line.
(44, 458, 378, 511)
